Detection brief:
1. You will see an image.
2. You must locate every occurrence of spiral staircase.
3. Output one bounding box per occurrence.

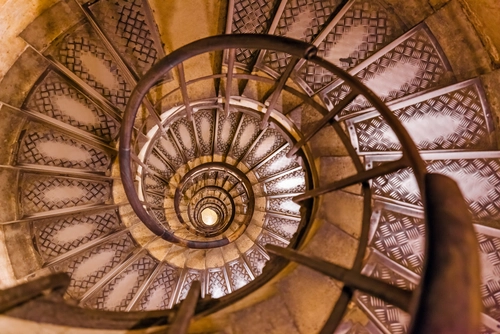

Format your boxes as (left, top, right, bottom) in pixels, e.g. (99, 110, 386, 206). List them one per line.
(0, 0, 499, 333)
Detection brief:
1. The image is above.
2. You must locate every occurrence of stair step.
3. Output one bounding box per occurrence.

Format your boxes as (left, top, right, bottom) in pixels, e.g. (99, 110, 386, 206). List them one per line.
(220, 242, 241, 263)
(320, 23, 453, 116)
(225, 0, 281, 71)
(22, 70, 120, 142)
(19, 173, 112, 218)
(206, 266, 231, 299)
(19, 0, 84, 55)
(369, 201, 425, 276)
(318, 156, 360, 194)
(83, 252, 158, 311)
(205, 248, 225, 268)
(164, 244, 188, 269)
(318, 191, 363, 239)
(185, 249, 206, 270)
(230, 293, 300, 334)
(277, 265, 342, 334)
(135, 262, 180, 311)
(300, 102, 349, 157)
(81, 0, 165, 78)
(356, 251, 418, 334)
(292, 0, 407, 96)
(366, 150, 500, 222)
(301, 218, 358, 269)
(345, 78, 495, 153)
(335, 303, 384, 334)
(254, 0, 343, 78)
(234, 234, 255, 255)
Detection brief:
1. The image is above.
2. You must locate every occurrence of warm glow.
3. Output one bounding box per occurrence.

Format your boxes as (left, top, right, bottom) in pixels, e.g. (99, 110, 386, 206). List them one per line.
(201, 208, 218, 226)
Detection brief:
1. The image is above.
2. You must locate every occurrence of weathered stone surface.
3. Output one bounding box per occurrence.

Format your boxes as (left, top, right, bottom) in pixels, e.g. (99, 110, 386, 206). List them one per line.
(3, 222, 42, 278)
(19, 0, 83, 53)
(480, 69, 500, 148)
(0, 48, 49, 107)
(383, 0, 434, 27)
(426, 0, 493, 81)
(302, 218, 358, 269)
(278, 265, 341, 334)
(0, 0, 58, 80)
(0, 226, 16, 288)
(318, 156, 361, 195)
(230, 293, 300, 334)
(318, 191, 363, 239)
(460, 0, 500, 67)
(0, 106, 26, 165)
(301, 104, 348, 157)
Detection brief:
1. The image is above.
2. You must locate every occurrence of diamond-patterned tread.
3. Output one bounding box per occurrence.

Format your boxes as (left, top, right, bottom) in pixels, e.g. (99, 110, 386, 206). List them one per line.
(20, 173, 112, 216)
(17, 123, 112, 172)
(320, 23, 452, 116)
(357, 251, 418, 334)
(32, 209, 122, 262)
(228, 0, 280, 69)
(294, 0, 406, 95)
(85, 0, 163, 77)
(346, 79, 495, 153)
(45, 22, 132, 111)
(256, 0, 342, 77)
(367, 152, 500, 222)
(24, 70, 120, 141)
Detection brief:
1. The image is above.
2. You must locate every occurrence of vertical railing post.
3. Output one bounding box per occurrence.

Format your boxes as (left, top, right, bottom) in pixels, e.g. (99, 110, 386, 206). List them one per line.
(168, 281, 201, 334)
(410, 173, 481, 334)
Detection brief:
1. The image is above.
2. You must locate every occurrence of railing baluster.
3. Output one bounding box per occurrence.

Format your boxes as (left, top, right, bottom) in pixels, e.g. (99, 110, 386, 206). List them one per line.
(293, 158, 409, 202)
(287, 90, 358, 158)
(225, 48, 236, 117)
(0, 273, 70, 313)
(260, 56, 300, 129)
(168, 281, 201, 334)
(266, 245, 412, 312)
(177, 63, 193, 121)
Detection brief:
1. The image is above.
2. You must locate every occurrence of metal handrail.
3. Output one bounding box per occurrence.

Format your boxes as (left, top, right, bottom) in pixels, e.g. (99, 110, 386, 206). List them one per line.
(0, 34, 481, 333)
(117, 34, 436, 331)
(0, 34, 468, 333)
(119, 34, 426, 247)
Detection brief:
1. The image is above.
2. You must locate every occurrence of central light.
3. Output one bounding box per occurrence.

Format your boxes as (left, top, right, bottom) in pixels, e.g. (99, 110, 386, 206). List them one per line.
(201, 208, 218, 226)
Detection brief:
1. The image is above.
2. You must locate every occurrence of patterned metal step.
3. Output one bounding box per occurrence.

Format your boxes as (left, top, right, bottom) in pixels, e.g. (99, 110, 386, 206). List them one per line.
(23, 69, 120, 142)
(44, 22, 132, 111)
(366, 151, 500, 222)
(20, 173, 112, 217)
(31, 209, 124, 264)
(320, 23, 452, 116)
(136, 263, 181, 310)
(83, 252, 158, 311)
(294, 0, 406, 95)
(17, 122, 113, 173)
(226, 0, 281, 70)
(82, 0, 165, 77)
(368, 202, 500, 332)
(357, 250, 418, 334)
(255, 0, 343, 77)
(56, 232, 136, 300)
(369, 201, 425, 276)
(346, 79, 495, 153)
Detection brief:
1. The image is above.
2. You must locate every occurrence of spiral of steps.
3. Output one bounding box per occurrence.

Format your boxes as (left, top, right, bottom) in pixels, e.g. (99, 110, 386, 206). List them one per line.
(0, 0, 500, 333)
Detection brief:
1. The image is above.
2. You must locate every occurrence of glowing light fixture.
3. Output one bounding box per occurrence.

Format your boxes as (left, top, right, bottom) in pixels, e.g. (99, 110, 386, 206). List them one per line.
(201, 208, 218, 226)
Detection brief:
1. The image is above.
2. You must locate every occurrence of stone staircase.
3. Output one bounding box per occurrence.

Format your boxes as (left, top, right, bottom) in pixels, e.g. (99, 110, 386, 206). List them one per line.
(0, 0, 499, 333)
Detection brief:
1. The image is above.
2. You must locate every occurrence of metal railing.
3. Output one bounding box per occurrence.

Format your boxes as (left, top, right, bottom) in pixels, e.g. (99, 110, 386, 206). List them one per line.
(0, 35, 482, 333)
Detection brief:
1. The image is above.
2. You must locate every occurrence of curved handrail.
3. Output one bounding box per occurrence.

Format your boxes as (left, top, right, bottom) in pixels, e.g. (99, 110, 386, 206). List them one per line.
(410, 173, 481, 333)
(0, 34, 481, 333)
(119, 34, 427, 248)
